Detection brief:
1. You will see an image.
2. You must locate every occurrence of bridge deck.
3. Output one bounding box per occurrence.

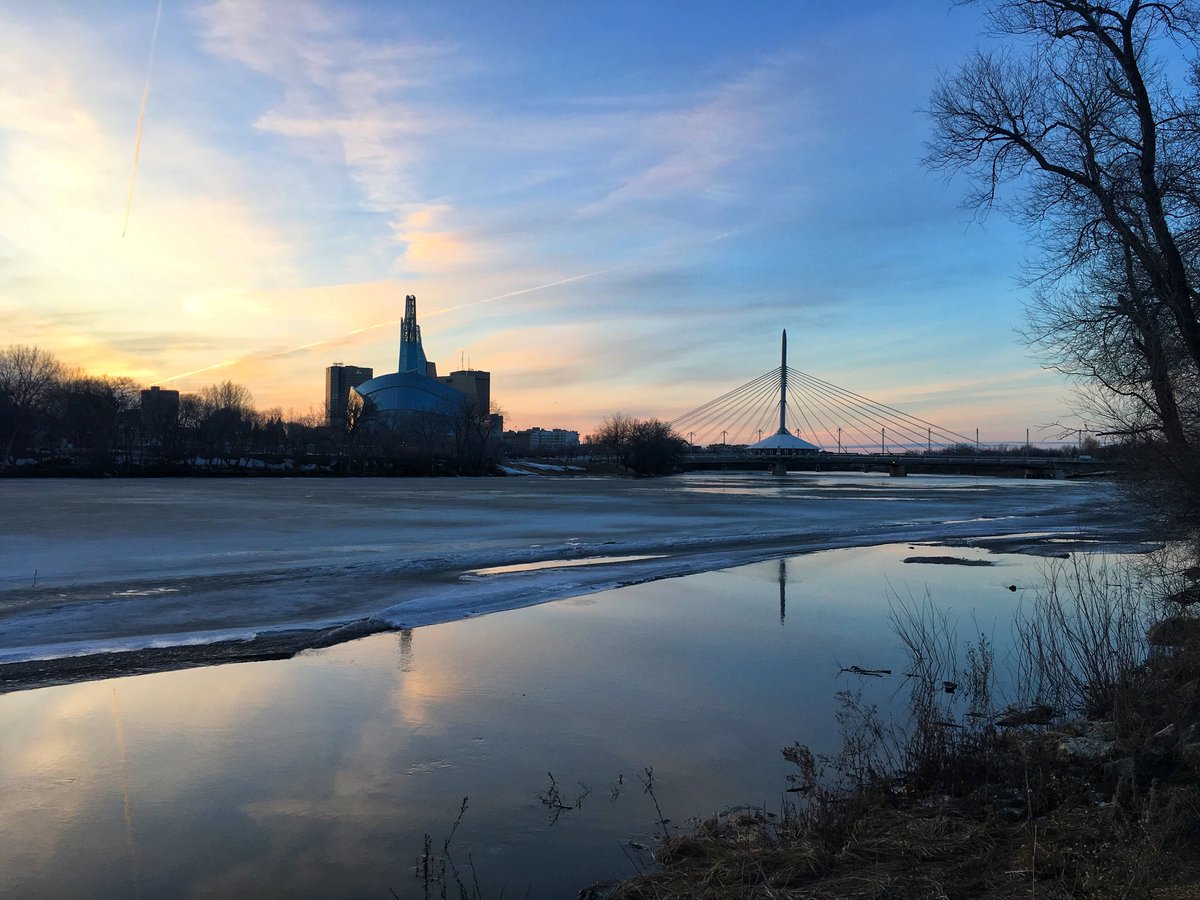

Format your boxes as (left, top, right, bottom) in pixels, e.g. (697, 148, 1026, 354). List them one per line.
(678, 451, 1110, 478)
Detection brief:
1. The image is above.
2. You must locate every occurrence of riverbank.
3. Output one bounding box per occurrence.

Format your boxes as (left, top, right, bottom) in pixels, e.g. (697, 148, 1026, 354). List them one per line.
(595, 552, 1200, 899)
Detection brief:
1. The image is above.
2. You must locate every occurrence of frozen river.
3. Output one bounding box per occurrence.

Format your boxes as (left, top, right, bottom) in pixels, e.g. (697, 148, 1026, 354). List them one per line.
(0, 472, 1128, 675)
(0, 471, 1148, 896)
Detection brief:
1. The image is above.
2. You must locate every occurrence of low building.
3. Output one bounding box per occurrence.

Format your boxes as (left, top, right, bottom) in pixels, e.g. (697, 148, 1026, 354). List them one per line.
(504, 427, 580, 456)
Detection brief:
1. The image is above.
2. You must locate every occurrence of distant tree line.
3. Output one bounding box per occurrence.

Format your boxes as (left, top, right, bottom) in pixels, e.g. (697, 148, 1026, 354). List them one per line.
(0, 345, 503, 476)
(926, 437, 1109, 459)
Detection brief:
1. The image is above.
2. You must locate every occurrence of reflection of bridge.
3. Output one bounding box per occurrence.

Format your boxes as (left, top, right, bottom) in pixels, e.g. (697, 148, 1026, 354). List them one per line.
(677, 449, 1109, 479)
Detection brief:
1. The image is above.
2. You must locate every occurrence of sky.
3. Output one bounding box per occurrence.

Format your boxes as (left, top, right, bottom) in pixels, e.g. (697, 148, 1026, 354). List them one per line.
(0, 0, 1085, 441)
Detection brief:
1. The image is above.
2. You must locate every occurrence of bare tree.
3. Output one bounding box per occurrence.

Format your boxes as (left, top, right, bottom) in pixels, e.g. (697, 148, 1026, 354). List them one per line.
(53, 373, 140, 468)
(341, 390, 378, 471)
(926, 0, 1200, 450)
(405, 409, 453, 474)
(197, 381, 256, 467)
(0, 345, 64, 468)
(200, 380, 254, 414)
(593, 413, 685, 475)
(449, 399, 504, 475)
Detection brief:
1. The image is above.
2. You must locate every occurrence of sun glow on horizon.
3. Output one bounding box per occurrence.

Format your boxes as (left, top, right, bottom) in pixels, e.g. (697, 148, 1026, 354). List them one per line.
(1, 2, 1081, 439)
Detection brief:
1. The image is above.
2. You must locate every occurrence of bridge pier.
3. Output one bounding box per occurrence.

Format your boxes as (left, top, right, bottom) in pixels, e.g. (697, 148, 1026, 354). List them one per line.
(889, 462, 907, 477)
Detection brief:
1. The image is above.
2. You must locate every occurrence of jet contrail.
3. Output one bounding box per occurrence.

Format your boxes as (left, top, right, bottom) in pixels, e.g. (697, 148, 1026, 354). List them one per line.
(426, 266, 624, 318)
(161, 359, 239, 382)
(122, 0, 164, 238)
(158, 267, 619, 384)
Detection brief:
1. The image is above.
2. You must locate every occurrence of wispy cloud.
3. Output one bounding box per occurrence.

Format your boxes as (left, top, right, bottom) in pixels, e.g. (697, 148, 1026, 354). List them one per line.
(192, 2, 813, 279)
(195, 0, 464, 220)
(0, 2, 1075, 436)
(577, 52, 811, 219)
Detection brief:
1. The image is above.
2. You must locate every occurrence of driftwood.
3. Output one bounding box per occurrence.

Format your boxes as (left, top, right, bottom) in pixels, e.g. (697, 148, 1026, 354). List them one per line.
(840, 666, 892, 677)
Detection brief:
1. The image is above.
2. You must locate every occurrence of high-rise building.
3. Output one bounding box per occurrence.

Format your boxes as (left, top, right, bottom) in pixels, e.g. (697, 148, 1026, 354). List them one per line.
(437, 369, 491, 410)
(326, 364, 373, 425)
(140, 386, 180, 444)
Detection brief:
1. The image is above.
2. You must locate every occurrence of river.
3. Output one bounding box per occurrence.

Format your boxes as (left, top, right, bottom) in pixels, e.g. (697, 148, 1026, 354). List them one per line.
(0, 472, 1145, 896)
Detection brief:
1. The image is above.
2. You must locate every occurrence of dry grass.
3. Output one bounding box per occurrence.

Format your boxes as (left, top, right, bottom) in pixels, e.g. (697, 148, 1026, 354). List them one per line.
(1014, 554, 1158, 721)
(598, 553, 1200, 900)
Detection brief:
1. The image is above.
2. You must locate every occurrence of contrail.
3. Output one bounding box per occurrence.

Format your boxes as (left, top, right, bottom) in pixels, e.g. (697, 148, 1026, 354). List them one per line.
(426, 266, 624, 318)
(161, 359, 238, 382)
(122, 0, 164, 238)
(158, 266, 619, 384)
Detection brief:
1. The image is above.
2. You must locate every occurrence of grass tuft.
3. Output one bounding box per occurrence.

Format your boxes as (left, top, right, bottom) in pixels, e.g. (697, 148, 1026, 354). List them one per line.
(598, 551, 1200, 898)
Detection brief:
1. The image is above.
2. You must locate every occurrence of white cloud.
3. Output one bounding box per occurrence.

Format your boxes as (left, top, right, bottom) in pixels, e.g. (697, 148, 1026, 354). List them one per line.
(195, 0, 463, 218)
(191, 2, 813, 279)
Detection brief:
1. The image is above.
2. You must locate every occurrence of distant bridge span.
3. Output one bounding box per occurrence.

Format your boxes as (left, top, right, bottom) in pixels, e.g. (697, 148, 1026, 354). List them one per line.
(677, 450, 1112, 479)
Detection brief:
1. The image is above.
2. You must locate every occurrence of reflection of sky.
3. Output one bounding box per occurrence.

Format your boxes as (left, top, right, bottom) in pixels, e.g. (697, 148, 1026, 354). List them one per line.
(0, 542, 1057, 896)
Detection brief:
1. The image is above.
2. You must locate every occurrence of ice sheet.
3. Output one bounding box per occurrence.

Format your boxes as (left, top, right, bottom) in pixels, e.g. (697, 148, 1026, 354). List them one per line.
(0, 472, 1137, 667)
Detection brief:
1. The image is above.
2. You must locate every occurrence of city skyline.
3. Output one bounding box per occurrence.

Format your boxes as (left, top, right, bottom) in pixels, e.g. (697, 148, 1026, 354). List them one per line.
(4, 2, 1081, 438)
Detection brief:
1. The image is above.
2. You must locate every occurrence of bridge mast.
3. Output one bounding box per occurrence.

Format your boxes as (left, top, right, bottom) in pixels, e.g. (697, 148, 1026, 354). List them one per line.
(778, 329, 788, 435)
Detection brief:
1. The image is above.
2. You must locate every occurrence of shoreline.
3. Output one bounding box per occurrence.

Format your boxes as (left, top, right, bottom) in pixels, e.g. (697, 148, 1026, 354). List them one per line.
(0, 524, 1150, 694)
(0, 618, 390, 694)
(598, 544, 1200, 899)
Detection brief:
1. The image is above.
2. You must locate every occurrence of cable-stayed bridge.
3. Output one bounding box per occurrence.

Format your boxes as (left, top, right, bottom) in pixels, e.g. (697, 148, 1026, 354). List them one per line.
(668, 332, 1106, 478)
(671, 362, 977, 453)
(672, 331, 975, 452)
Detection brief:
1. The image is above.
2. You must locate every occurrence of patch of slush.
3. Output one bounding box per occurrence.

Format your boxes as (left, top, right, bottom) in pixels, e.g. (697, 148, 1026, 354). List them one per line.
(466, 555, 666, 576)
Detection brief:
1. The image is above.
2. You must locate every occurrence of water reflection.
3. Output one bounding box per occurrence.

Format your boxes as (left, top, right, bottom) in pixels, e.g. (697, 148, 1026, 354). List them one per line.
(110, 686, 140, 896)
(0, 543, 1052, 898)
(779, 558, 787, 626)
(398, 628, 414, 673)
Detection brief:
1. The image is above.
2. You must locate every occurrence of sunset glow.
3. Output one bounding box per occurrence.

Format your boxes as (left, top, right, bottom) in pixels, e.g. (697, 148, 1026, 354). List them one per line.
(3, 2, 1073, 439)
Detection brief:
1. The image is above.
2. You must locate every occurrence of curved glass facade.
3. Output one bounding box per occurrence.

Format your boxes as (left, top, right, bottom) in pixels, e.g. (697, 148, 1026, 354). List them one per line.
(354, 371, 467, 421)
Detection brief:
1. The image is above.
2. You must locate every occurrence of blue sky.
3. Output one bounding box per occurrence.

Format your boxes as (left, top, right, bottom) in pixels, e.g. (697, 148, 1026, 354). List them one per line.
(0, 1, 1078, 440)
